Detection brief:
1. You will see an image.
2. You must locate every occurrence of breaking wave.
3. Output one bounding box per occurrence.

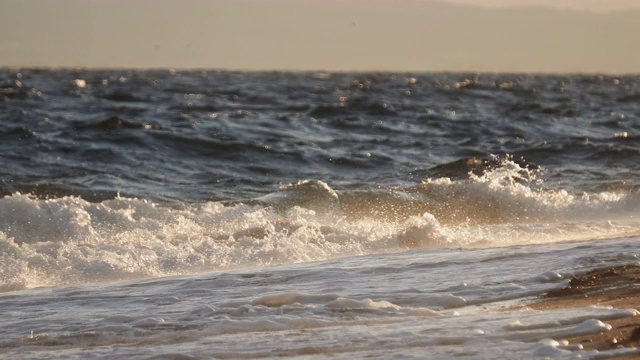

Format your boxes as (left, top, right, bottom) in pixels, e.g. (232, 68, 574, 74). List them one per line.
(1, 159, 638, 292)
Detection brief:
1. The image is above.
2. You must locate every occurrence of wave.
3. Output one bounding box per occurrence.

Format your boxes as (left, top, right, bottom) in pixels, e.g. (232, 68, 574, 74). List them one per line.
(71, 116, 141, 131)
(1, 159, 638, 292)
(309, 99, 397, 119)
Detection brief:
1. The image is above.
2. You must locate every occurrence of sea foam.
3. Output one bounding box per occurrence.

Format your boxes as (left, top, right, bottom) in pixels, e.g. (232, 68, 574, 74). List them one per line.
(0, 161, 638, 292)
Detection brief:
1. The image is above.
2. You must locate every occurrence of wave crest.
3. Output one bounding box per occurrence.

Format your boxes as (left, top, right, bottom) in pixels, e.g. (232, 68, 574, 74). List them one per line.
(0, 160, 638, 292)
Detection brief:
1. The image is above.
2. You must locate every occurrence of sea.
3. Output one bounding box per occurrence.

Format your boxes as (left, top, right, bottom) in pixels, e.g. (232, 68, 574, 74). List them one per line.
(0, 69, 639, 359)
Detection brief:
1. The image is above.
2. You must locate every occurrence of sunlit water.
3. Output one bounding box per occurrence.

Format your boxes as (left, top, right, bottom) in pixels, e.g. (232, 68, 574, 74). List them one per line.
(0, 69, 639, 358)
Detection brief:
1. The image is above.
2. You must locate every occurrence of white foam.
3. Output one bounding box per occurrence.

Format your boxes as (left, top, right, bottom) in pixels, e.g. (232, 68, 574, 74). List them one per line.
(419, 158, 640, 225)
(251, 292, 339, 307)
(573, 319, 612, 334)
(326, 297, 401, 311)
(531, 339, 573, 357)
(1, 241, 639, 359)
(0, 162, 639, 292)
(250, 291, 433, 314)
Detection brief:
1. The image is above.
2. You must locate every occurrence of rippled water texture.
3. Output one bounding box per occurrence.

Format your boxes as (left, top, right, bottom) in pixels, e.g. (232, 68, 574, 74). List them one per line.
(1, 69, 638, 202)
(1, 69, 640, 359)
(1, 68, 639, 292)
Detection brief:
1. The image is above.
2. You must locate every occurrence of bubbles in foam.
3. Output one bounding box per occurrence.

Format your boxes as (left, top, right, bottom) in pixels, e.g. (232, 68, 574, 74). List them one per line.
(0, 160, 638, 292)
(0, 193, 384, 291)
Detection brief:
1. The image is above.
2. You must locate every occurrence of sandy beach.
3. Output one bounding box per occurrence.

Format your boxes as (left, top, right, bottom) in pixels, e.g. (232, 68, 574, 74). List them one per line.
(528, 265, 640, 357)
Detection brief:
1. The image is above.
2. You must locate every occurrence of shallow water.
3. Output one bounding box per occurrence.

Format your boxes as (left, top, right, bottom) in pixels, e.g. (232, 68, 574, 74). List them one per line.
(0, 69, 639, 358)
(2, 236, 639, 359)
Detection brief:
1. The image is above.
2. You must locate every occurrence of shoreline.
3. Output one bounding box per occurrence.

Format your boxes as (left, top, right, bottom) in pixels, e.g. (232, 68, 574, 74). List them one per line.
(527, 265, 640, 356)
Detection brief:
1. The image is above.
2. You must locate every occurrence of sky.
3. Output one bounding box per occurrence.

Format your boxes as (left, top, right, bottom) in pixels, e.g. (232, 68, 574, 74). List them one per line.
(1, 0, 639, 73)
(446, 0, 640, 12)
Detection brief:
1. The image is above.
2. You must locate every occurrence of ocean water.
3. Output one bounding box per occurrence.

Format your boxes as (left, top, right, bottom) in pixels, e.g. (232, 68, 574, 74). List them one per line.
(0, 69, 639, 359)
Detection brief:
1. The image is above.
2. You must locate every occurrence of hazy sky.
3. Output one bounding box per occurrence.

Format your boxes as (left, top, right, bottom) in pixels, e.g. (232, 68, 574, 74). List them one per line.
(446, 0, 640, 12)
(1, 0, 639, 73)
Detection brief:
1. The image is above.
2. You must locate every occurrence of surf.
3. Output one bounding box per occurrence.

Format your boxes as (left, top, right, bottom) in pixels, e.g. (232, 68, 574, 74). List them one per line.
(1, 158, 637, 292)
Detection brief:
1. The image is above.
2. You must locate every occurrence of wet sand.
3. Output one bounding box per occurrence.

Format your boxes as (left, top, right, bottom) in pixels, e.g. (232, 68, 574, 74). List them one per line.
(529, 265, 640, 357)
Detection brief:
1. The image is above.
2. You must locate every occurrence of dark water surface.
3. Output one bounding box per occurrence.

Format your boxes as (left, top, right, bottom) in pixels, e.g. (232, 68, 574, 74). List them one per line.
(2, 69, 638, 204)
(2, 71, 640, 360)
